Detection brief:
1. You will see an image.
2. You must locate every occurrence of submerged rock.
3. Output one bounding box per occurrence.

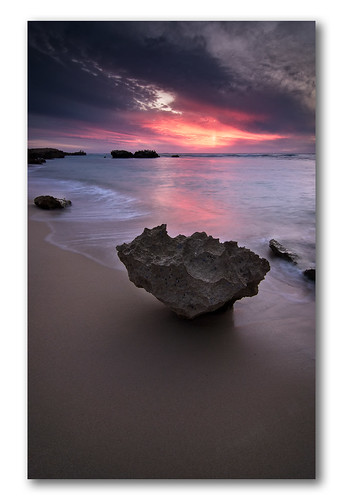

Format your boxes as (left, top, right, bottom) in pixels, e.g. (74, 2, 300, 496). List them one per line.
(116, 224, 270, 319)
(34, 195, 72, 210)
(269, 239, 298, 263)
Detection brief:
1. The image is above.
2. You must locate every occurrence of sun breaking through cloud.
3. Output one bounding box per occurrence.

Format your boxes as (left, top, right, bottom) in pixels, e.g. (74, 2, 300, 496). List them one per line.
(28, 21, 315, 153)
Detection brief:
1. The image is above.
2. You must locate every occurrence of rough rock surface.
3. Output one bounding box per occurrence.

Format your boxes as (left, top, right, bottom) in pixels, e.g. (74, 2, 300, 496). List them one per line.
(34, 195, 72, 210)
(269, 239, 298, 263)
(117, 224, 270, 319)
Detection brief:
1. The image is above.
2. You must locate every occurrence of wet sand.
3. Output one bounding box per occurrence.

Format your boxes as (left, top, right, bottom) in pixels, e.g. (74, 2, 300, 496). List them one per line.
(28, 213, 315, 479)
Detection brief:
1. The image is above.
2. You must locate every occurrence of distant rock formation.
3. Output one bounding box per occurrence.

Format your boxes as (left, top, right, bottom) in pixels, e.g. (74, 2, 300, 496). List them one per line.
(110, 149, 160, 158)
(28, 148, 86, 164)
(133, 150, 159, 158)
(28, 148, 64, 164)
(110, 150, 134, 158)
(269, 239, 298, 263)
(171, 154, 180, 157)
(117, 224, 270, 319)
(34, 195, 72, 210)
(64, 150, 86, 156)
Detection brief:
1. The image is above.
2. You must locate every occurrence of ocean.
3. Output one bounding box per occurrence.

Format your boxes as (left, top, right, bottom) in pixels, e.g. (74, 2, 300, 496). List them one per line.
(28, 153, 315, 304)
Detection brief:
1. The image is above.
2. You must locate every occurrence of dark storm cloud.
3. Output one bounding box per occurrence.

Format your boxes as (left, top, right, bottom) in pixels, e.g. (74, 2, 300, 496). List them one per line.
(28, 21, 231, 116)
(28, 20, 315, 137)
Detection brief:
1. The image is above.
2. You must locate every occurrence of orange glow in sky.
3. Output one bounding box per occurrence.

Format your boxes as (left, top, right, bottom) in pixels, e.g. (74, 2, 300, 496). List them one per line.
(141, 114, 285, 149)
(28, 21, 315, 154)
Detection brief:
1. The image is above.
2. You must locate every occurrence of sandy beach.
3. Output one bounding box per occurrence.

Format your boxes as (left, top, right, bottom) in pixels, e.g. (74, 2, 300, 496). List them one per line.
(28, 210, 315, 479)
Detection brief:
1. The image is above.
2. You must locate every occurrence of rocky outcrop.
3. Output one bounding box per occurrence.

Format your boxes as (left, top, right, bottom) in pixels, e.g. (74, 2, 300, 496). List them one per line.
(133, 150, 159, 158)
(269, 239, 316, 283)
(269, 239, 298, 263)
(34, 195, 72, 210)
(110, 149, 160, 158)
(111, 150, 134, 158)
(28, 148, 64, 164)
(28, 148, 86, 164)
(117, 224, 270, 319)
(64, 150, 86, 156)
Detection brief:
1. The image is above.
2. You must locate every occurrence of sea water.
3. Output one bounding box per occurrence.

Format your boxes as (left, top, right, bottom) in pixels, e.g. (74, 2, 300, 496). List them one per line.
(28, 153, 315, 302)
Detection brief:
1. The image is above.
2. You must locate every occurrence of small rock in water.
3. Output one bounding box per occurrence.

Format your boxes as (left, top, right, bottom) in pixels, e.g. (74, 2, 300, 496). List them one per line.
(34, 195, 72, 210)
(303, 268, 315, 281)
(117, 224, 270, 319)
(269, 239, 298, 263)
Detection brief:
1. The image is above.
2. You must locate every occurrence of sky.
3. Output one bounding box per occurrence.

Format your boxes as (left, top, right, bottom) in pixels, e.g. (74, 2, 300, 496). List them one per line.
(28, 21, 315, 153)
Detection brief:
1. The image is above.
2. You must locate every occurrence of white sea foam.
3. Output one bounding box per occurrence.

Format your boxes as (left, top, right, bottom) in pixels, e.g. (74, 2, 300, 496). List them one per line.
(28, 153, 316, 288)
(29, 177, 148, 222)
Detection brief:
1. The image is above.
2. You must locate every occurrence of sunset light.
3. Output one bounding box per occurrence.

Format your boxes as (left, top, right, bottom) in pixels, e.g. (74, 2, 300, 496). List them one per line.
(28, 20, 316, 481)
(141, 114, 285, 148)
(28, 21, 315, 153)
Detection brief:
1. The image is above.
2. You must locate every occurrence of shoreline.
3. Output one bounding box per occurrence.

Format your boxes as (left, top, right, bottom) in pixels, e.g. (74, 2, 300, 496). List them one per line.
(28, 212, 315, 479)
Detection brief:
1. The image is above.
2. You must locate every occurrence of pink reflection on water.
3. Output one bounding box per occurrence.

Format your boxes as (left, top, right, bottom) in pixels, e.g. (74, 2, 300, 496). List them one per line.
(147, 159, 241, 239)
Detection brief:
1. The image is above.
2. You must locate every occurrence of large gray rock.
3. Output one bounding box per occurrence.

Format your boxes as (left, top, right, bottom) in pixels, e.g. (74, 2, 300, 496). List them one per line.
(116, 224, 270, 319)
